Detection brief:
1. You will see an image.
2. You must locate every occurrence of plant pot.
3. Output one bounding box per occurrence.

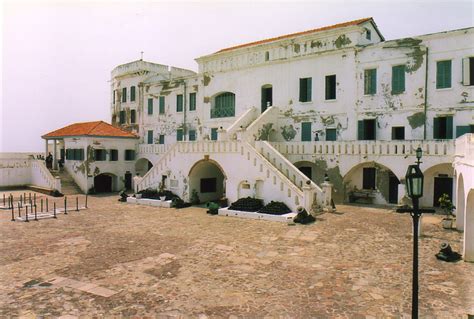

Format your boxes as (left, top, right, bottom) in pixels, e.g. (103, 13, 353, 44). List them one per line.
(442, 218, 453, 229)
(160, 196, 166, 201)
(136, 194, 142, 199)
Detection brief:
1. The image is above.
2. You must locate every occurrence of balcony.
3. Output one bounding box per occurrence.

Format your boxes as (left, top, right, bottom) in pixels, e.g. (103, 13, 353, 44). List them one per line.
(138, 144, 173, 156)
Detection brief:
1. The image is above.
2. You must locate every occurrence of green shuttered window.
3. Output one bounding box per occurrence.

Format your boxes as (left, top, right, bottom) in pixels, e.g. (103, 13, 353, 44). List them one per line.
(211, 128, 218, 141)
(189, 93, 196, 111)
(130, 110, 136, 124)
(109, 149, 118, 161)
(147, 130, 153, 144)
(436, 60, 452, 89)
(433, 116, 453, 139)
(301, 122, 312, 141)
(122, 87, 127, 102)
(325, 75, 336, 100)
(148, 98, 153, 115)
(177, 129, 183, 141)
(364, 69, 377, 95)
(130, 86, 136, 102)
(158, 135, 165, 144)
(177, 95, 183, 112)
(299, 78, 312, 102)
(211, 92, 235, 118)
(124, 150, 135, 161)
(159, 96, 165, 114)
(189, 130, 196, 141)
(392, 65, 405, 94)
(326, 128, 337, 141)
(119, 111, 125, 124)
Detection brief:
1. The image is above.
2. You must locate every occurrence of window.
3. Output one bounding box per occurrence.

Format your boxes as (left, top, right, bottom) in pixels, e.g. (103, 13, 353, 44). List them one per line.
(119, 111, 126, 124)
(211, 128, 218, 141)
(301, 122, 312, 141)
(265, 51, 270, 61)
(109, 149, 118, 161)
(158, 135, 165, 144)
(392, 127, 405, 140)
(433, 116, 453, 139)
(299, 77, 312, 102)
(363, 167, 376, 190)
(364, 69, 377, 95)
(325, 75, 336, 100)
(358, 119, 376, 140)
(326, 128, 337, 141)
(211, 92, 235, 118)
(392, 65, 405, 94)
(189, 129, 196, 141)
(113, 90, 115, 105)
(177, 129, 183, 141)
(130, 110, 136, 124)
(189, 93, 196, 111)
(462, 57, 474, 86)
(94, 149, 106, 161)
(177, 94, 183, 112)
(66, 148, 84, 161)
(366, 29, 371, 40)
(201, 177, 217, 193)
(124, 150, 135, 161)
(436, 60, 452, 89)
(456, 125, 474, 137)
(122, 87, 127, 102)
(159, 96, 165, 114)
(130, 86, 136, 102)
(147, 98, 153, 115)
(147, 130, 153, 144)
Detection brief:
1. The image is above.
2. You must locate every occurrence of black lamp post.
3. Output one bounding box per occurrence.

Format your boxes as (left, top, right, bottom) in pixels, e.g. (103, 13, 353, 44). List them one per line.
(405, 148, 424, 318)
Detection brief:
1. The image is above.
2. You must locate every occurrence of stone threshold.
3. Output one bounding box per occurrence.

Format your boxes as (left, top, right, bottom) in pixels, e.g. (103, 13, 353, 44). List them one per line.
(218, 207, 296, 222)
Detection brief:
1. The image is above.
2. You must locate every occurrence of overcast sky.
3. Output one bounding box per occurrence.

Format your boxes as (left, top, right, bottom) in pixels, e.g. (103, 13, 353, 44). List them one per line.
(1, 0, 473, 152)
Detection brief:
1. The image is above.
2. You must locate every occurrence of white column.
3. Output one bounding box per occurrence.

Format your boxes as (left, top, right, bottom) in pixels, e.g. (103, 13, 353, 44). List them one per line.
(53, 139, 58, 170)
(302, 183, 314, 213)
(45, 139, 49, 158)
(321, 181, 335, 212)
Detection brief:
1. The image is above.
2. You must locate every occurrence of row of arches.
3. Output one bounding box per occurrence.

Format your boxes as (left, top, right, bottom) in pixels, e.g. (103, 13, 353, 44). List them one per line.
(456, 173, 474, 261)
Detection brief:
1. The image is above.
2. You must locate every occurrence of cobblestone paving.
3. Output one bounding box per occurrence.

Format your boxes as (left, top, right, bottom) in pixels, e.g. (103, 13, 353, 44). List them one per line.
(0, 191, 473, 318)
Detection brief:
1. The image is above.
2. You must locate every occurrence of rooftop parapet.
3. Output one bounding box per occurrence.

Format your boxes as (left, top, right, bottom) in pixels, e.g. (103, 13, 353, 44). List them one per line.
(111, 60, 169, 78)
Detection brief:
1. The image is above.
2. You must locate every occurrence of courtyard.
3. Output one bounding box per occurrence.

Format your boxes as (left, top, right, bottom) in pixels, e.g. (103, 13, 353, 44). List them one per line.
(0, 191, 473, 318)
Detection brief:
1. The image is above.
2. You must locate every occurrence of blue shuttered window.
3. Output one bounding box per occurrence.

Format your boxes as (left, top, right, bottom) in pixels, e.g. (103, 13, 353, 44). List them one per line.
(392, 65, 405, 94)
(436, 60, 452, 89)
(211, 92, 235, 118)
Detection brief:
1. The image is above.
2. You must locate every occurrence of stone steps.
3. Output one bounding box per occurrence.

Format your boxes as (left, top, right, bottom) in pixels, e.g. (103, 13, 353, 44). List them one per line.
(50, 169, 83, 195)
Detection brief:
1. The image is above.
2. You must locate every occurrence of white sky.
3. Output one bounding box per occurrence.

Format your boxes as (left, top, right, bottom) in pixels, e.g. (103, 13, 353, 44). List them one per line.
(1, 0, 473, 152)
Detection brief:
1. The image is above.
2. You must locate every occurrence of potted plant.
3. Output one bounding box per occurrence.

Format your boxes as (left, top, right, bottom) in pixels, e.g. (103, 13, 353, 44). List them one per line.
(158, 182, 166, 201)
(439, 193, 455, 229)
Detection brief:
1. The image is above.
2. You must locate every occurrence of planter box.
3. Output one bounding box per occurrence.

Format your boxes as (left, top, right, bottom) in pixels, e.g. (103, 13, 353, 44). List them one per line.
(126, 197, 172, 208)
(218, 207, 296, 223)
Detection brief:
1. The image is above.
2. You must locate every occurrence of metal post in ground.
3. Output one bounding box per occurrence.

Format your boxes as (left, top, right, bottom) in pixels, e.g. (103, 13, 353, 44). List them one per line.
(64, 197, 67, 215)
(53, 202, 57, 219)
(3, 194, 5, 206)
(34, 205, 38, 221)
(29, 193, 31, 204)
(85, 194, 88, 208)
(18, 203, 21, 218)
(46, 198, 49, 212)
(34, 193, 36, 206)
(41, 199, 43, 212)
(25, 206, 29, 222)
(20, 194, 22, 206)
(76, 197, 79, 211)
(11, 201, 15, 221)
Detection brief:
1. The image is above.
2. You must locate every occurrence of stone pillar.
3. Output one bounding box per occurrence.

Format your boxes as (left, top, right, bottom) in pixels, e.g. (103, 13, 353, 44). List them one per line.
(217, 127, 227, 141)
(321, 181, 335, 212)
(45, 139, 49, 158)
(133, 175, 143, 194)
(302, 183, 314, 213)
(53, 139, 58, 170)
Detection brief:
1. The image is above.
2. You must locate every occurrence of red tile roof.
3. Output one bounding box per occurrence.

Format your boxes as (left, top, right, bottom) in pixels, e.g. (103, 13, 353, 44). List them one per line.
(215, 17, 374, 54)
(42, 121, 138, 139)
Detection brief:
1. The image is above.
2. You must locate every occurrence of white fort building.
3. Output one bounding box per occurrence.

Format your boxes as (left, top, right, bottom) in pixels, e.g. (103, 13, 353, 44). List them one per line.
(1, 18, 474, 260)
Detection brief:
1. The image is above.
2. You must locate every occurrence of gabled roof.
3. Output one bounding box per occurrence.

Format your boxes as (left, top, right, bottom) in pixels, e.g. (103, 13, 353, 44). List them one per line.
(42, 121, 138, 139)
(213, 17, 379, 54)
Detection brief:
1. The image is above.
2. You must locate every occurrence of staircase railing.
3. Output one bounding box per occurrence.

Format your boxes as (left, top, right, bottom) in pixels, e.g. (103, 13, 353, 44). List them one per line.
(226, 107, 257, 138)
(243, 106, 279, 143)
(31, 159, 61, 192)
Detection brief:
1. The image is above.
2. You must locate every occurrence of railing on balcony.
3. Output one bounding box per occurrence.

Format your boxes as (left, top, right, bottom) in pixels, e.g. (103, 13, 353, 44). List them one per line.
(138, 144, 173, 155)
(270, 140, 455, 157)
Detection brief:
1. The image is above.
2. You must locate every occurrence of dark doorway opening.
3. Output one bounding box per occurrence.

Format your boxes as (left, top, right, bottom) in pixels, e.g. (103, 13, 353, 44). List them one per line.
(124, 172, 132, 190)
(298, 166, 312, 180)
(363, 167, 376, 190)
(358, 119, 376, 140)
(388, 173, 400, 204)
(94, 174, 112, 193)
(433, 176, 453, 207)
(261, 85, 272, 113)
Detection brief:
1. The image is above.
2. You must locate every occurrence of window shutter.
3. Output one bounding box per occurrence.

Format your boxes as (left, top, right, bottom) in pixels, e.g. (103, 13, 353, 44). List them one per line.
(211, 128, 218, 141)
(307, 78, 312, 101)
(463, 58, 470, 85)
(159, 96, 165, 114)
(148, 98, 153, 115)
(301, 122, 312, 141)
(371, 69, 377, 94)
(159, 135, 164, 144)
(299, 79, 305, 102)
(122, 87, 127, 102)
(358, 120, 364, 140)
(446, 116, 453, 139)
(456, 125, 470, 138)
(433, 117, 440, 139)
(148, 130, 153, 144)
(177, 129, 183, 141)
(131, 86, 136, 101)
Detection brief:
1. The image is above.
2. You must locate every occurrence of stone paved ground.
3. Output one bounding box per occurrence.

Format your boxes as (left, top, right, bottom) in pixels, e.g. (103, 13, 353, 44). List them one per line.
(0, 191, 473, 318)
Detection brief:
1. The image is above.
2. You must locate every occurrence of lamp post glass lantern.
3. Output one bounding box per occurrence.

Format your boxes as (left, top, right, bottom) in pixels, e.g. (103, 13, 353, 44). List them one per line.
(405, 165, 424, 198)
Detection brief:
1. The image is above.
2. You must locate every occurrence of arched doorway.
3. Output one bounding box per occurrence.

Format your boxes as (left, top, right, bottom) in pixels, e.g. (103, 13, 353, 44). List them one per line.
(188, 159, 226, 203)
(343, 162, 400, 205)
(464, 189, 474, 262)
(422, 163, 453, 208)
(261, 84, 273, 113)
(94, 173, 115, 193)
(135, 158, 153, 177)
(456, 174, 465, 231)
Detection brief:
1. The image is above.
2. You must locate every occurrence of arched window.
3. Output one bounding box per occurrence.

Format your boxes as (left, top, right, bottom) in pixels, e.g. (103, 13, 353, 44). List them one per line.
(211, 92, 235, 118)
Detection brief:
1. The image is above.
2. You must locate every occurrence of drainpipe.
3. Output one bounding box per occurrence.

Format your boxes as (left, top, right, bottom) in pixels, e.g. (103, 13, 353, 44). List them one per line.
(183, 80, 187, 141)
(423, 47, 429, 140)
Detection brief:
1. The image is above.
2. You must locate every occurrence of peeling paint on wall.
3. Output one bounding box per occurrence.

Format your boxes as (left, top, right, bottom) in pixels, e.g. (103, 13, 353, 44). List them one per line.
(333, 34, 352, 49)
(280, 125, 296, 141)
(407, 112, 425, 129)
(203, 96, 210, 104)
(293, 43, 300, 54)
(203, 74, 211, 86)
(310, 40, 323, 49)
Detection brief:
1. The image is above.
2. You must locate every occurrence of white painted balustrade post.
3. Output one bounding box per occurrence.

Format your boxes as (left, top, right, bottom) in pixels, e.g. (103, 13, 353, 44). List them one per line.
(55, 176, 62, 193)
(321, 180, 334, 213)
(302, 181, 315, 213)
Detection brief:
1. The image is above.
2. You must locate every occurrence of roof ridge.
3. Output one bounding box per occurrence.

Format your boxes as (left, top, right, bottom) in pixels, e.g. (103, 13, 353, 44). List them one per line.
(214, 17, 373, 54)
(88, 121, 104, 135)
